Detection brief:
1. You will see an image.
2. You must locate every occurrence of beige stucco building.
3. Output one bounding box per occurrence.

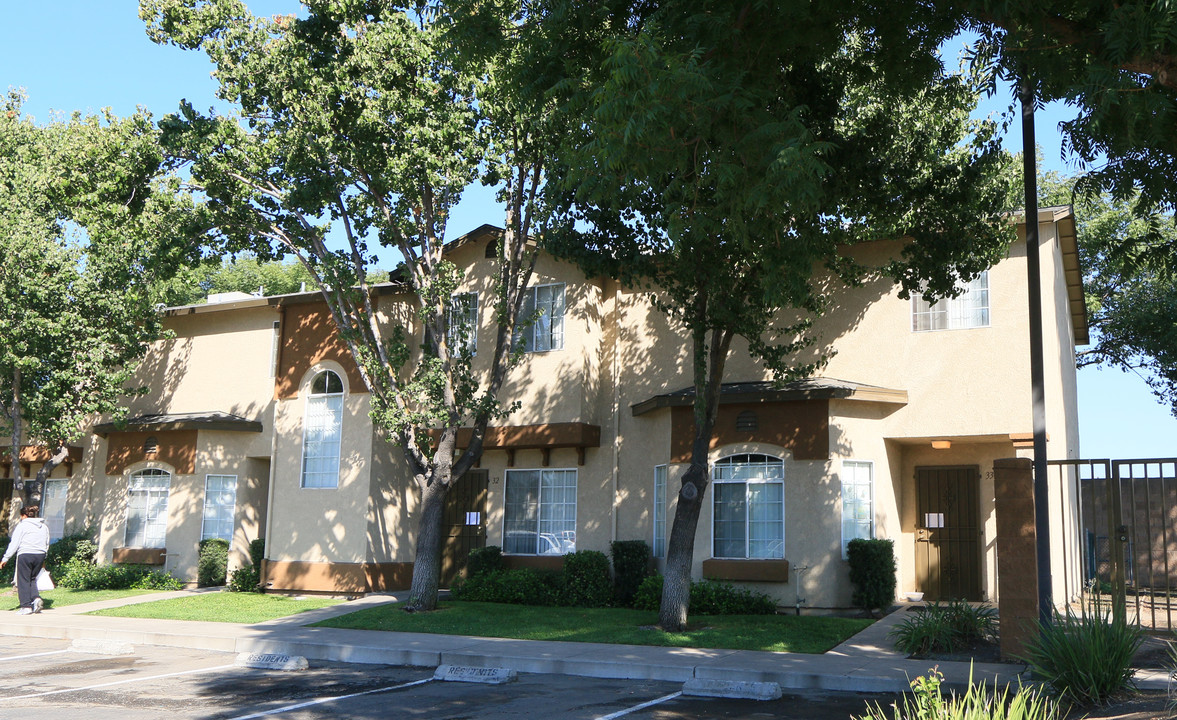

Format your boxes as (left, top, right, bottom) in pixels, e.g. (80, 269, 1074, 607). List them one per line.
(0, 207, 1087, 610)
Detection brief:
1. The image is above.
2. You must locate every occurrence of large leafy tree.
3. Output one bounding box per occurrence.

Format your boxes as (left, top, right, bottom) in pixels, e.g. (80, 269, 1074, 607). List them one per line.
(0, 91, 192, 504)
(141, 0, 550, 610)
(964, 1, 1177, 265)
(526, 0, 1015, 630)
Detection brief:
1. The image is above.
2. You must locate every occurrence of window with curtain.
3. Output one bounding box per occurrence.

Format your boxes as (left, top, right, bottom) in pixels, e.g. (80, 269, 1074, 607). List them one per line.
(301, 369, 344, 489)
(43, 479, 69, 542)
(202, 474, 238, 541)
(503, 468, 576, 555)
(125, 468, 170, 548)
(712, 454, 785, 559)
(449, 292, 478, 356)
(514, 284, 565, 352)
(911, 270, 990, 331)
(841, 460, 874, 558)
(653, 465, 667, 558)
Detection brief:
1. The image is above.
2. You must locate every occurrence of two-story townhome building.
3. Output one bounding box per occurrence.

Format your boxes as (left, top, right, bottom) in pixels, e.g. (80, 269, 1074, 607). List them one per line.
(0, 206, 1087, 610)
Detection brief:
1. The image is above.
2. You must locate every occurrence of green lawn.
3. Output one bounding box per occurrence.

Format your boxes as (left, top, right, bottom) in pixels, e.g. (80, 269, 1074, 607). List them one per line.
(88, 592, 344, 623)
(0, 588, 159, 610)
(313, 601, 873, 653)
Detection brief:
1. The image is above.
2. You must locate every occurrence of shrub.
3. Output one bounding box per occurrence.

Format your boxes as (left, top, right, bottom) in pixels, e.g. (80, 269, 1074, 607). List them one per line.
(856, 668, 1063, 720)
(59, 555, 183, 591)
(847, 538, 897, 613)
(632, 574, 776, 615)
(45, 530, 92, 575)
(229, 538, 266, 593)
(1021, 604, 1142, 705)
(451, 568, 562, 606)
(560, 550, 613, 607)
(197, 538, 230, 587)
(890, 600, 998, 656)
(610, 540, 651, 607)
(465, 546, 504, 577)
(0, 537, 11, 585)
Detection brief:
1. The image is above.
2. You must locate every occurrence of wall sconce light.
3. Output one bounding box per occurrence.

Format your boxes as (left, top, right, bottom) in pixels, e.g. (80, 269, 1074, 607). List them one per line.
(931, 440, 951, 450)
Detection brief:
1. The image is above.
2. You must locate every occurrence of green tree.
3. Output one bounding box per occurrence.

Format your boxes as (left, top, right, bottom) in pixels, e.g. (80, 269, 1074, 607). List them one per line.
(141, 0, 549, 610)
(0, 90, 193, 504)
(1030, 171, 1177, 416)
(528, 0, 1015, 630)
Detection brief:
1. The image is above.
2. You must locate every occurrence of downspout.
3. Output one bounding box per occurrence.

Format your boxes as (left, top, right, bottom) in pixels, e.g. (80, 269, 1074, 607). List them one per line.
(610, 281, 622, 543)
(261, 303, 286, 585)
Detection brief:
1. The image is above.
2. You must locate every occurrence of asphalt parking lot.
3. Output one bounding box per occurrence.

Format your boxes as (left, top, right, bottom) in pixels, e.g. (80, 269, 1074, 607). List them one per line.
(0, 636, 897, 719)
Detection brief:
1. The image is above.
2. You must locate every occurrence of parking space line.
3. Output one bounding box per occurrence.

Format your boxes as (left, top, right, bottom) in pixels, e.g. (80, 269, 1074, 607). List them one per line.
(0, 650, 70, 662)
(0, 663, 237, 701)
(223, 677, 434, 720)
(594, 691, 683, 720)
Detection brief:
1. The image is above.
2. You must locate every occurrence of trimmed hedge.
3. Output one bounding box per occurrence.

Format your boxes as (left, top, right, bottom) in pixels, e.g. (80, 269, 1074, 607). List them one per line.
(57, 539, 183, 590)
(610, 540, 651, 607)
(465, 546, 504, 577)
(561, 550, 612, 607)
(633, 574, 777, 615)
(452, 567, 562, 606)
(847, 538, 896, 613)
(229, 537, 266, 593)
(198, 538, 230, 587)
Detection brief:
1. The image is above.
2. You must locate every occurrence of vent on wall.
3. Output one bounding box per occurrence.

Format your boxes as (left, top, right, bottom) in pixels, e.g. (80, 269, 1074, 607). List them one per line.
(144, 436, 159, 455)
(735, 410, 758, 432)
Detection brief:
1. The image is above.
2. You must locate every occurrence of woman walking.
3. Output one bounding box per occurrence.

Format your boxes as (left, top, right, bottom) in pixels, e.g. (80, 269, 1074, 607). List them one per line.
(0, 505, 50, 614)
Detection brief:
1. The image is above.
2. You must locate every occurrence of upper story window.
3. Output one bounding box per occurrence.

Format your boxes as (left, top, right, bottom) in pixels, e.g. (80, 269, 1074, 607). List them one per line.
(301, 369, 344, 489)
(712, 454, 785, 559)
(125, 468, 170, 548)
(515, 283, 565, 353)
(449, 292, 478, 356)
(911, 270, 989, 331)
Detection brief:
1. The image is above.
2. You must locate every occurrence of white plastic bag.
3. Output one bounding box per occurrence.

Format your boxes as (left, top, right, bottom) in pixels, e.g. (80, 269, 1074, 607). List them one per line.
(36, 568, 54, 592)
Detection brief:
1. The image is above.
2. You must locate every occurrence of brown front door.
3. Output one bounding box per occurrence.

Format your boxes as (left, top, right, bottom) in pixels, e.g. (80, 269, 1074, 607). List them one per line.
(441, 469, 488, 587)
(916, 466, 982, 601)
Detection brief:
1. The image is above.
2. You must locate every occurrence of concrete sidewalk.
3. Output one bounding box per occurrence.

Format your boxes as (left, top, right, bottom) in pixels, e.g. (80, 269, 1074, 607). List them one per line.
(0, 591, 1168, 694)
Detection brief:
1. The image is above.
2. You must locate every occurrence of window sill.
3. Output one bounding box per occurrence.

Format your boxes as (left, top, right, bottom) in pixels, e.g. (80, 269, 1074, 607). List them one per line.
(702, 558, 789, 583)
(113, 547, 166, 565)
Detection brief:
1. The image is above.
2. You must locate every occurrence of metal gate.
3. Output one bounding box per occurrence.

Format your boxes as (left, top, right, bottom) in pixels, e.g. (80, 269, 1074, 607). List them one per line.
(440, 468, 488, 587)
(915, 466, 983, 601)
(1053, 457, 1177, 631)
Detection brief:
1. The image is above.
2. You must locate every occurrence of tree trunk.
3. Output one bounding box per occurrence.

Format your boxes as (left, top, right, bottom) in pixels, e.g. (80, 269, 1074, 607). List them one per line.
(30, 443, 69, 510)
(8, 368, 22, 504)
(406, 475, 449, 611)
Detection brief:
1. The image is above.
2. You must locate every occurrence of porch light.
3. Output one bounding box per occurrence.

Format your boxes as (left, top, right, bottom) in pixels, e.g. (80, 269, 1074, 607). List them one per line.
(931, 440, 951, 450)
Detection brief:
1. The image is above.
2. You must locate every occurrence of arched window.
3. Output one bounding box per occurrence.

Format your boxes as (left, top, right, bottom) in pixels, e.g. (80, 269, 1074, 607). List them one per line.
(125, 468, 171, 548)
(301, 369, 344, 489)
(712, 453, 785, 559)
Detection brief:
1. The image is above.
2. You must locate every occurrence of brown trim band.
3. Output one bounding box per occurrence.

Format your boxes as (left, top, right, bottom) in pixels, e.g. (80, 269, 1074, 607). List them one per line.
(502, 555, 565, 572)
(262, 560, 415, 593)
(112, 548, 167, 565)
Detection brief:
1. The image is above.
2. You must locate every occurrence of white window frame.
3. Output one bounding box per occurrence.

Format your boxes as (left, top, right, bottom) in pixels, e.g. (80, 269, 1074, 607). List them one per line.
(502, 468, 577, 556)
(125, 468, 170, 548)
(653, 465, 667, 558)
(43, 478, 69, 543)
(911, 270, 990, 331)
(515, 283, 565, 353)
(449, 291, 478, 356)
(841, 460, 875, 559)
(710, 454, 785, 560)
(201, 474, 238, 542)
(300, 369, 344, 489)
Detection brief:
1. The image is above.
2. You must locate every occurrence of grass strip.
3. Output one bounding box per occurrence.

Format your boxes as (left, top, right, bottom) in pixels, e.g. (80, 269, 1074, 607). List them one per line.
(313, 600, 872, 653)
(0, 588, 159, 610)
(88, 592, 342, 623)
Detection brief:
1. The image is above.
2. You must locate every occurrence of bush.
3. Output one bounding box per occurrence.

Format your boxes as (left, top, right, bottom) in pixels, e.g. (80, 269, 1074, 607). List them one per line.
(632, 574, 776, 615)
(197, 538, 230, 587)
(562, 550, 613, 607)
(1021, 604, 1142, 705)
(465, 546, 504, 577)
(229, 537, 266, 593)
(0, 537, 12, 585)
(59, 557, 183, 591)
(890, 600, 998, 656)
(451, 567, 562, 606)
(610, 540, 651, 607)
(847, 538, 896, 613)
(45, 530, 92, 575)
(856, 668, 1063, 720)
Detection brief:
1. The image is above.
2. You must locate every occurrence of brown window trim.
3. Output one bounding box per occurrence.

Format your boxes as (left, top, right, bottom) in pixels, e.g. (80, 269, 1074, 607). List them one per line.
(701, 558, 790, 583)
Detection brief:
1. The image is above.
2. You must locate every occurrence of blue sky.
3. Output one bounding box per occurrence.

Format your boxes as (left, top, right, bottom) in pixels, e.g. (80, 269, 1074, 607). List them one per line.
(4, 1, 1175, 459)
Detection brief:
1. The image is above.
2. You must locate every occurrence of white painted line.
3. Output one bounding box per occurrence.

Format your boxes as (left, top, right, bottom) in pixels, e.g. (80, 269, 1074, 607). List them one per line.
(594, 691, 683, 720)
(224, 677, 433, 720)
(0, 663, 237, 701)
(0, 650, 70, 662)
